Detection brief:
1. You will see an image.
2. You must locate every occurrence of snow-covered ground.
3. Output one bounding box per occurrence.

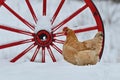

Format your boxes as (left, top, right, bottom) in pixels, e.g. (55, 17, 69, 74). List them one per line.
(1, 60, 120, 80)
(0, 0, 120, 80)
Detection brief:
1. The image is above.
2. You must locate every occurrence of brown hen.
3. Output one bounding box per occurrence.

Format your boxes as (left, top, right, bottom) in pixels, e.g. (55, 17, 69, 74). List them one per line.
(62, 27, 103, 66)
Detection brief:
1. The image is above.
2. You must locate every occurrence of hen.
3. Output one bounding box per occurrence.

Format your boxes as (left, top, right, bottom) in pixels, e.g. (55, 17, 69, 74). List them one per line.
(62, 27, 103, 66)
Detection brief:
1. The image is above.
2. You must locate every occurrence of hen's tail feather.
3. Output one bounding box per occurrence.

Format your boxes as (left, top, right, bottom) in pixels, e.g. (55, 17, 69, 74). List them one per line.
(95, 32, 103, 38)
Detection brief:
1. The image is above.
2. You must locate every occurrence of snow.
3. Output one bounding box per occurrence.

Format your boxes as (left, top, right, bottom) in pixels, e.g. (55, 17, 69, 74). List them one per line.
(0, 0, 120, 80)
(0, 60, 120, 80)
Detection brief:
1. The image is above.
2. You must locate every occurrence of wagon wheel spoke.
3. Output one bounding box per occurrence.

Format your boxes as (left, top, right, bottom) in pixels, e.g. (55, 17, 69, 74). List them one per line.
(25, 0, 38, 24)
(53, 39, 65, 44)
(53, 32, 65, 37)
(51, 43, 62, 54)
(2, 3, 35, 31)
(84, 0, 105, 60)
(42, 47, 45, 63)
(0, 25, 34, 36)
(47, 46, 56, 62)
(53, 26, 98, 37)
(52, 4, 88, 32)
(10, 43, 36, 62)
(51, 0, 65, 24)
(0, 0, 5, 5)
(43, 0, 47, 16)
(0, 38, 34, 49)
(31, 46, 41, 62)
(74, 26, 98, 33)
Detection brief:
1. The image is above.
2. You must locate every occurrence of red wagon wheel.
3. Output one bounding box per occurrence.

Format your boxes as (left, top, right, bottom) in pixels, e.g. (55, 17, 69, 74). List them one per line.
(0, 0, 104, 63)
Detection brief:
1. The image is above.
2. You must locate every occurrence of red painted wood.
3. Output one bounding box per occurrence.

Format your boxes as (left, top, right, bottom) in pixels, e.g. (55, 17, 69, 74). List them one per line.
(52, 4, 88, 32)
(51, 0, 65, 24)
(53, 32, 65, 37)
(53, 26, 98, 37)
(47, 46, 56, 62)
(31, 46, 40, 62)
(0, 0, 104, 62)
(10, 43, 36, 62)
(0, 38, 34, 49)
(0, 0, 5, 5)
(42, 47, 45, 63)
(3, 3, 35, 31)
(85, 0, 103, 32)
(53, 39, 65, 44)
(0, 25, 34, 36)
(43, 0, 47, 16)
(25, 0, 38, 24)
(85, 0, 105, 59)
(51, 43, 62, 54)
(74, 26, 98, 33)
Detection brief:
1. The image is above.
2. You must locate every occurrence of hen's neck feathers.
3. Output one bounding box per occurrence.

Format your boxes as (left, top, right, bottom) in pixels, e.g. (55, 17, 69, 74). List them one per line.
(65, 29, 78, 43)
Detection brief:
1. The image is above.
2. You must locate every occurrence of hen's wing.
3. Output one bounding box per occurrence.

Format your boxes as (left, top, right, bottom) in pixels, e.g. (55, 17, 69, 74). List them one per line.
(75, 50, 99, 65)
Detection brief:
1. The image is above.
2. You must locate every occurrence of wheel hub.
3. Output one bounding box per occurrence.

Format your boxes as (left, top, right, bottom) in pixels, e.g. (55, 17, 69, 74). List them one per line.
(35, 30, 53, 47)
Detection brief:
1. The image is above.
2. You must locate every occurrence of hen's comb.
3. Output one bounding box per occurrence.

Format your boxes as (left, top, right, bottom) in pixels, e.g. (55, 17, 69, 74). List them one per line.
(63, 27, 68, 31)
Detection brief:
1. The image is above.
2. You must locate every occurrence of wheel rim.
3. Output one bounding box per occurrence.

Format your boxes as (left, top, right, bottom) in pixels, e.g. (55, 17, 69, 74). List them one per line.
(0, 0, 105, 62)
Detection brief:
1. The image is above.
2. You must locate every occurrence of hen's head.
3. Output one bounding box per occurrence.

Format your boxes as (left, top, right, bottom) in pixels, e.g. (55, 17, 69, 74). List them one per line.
(63, 27, 76, 35)
(63, 27, 69, 32)
(63, 27, 70, 35)
(63, 27, 78, 40)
